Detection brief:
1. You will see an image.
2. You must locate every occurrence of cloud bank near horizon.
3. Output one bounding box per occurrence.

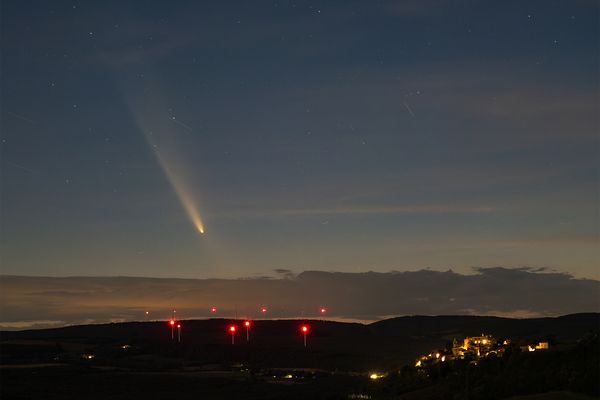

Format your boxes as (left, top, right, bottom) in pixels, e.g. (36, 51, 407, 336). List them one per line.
(0, 268, 598, 330)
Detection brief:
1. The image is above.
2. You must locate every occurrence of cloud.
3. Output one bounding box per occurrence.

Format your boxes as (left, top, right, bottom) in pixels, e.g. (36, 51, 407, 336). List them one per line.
(0, 268, 597, 330)
(274, 204, 495, 216)
(273, 269, 295, 279)
(211, 204, 496, 219)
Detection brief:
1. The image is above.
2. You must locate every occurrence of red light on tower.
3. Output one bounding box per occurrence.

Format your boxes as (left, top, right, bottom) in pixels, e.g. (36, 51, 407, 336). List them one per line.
(244, 320, 251, 342)
(300, 324, 309, 347)
(177, 324, 181, 342)
(261, 307, 267, 314)
(229, 325, 237, 344)
(169, 319, 176, 340)
(320, 307, 327, 314)
(211, 307, 217, 313)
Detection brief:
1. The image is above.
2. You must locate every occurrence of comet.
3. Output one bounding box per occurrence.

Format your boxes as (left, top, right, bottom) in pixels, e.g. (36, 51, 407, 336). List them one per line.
(153, 152, 206, 234)
(125, 87, 206, 235)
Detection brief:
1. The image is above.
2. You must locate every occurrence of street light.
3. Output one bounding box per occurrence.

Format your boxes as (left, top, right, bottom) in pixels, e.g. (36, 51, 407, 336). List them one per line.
(229, 325, 237, 345)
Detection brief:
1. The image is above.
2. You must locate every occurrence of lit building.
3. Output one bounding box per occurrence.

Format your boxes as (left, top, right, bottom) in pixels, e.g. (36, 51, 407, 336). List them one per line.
(520, 341, 550, 352)
(451, 334, 495, 358)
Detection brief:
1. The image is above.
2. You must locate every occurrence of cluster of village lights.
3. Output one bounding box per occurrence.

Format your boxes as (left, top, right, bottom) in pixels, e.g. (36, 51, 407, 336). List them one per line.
(164, 306, 326, 346)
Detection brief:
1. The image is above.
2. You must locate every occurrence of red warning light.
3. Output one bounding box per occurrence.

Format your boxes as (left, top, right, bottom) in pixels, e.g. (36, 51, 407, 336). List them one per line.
(320, 307, 327, 314)
(177, 324, 181, 329)
(244, 321, 251, 327)
(300, 324, 310, 347)
(211, 307, 217, 313)
(169, 320, 175, 326)
(229, 324, 238, 344)
(261, 307, 267, 313)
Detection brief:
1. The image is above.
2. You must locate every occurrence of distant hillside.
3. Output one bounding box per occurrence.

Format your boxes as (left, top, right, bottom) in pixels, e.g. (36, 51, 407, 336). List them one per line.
(369, 313, 600, 341)
(2, 313, 598, 343)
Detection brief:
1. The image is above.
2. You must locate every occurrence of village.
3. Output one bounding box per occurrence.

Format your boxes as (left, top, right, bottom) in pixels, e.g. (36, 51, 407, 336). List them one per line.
(415, 334, 550, 367)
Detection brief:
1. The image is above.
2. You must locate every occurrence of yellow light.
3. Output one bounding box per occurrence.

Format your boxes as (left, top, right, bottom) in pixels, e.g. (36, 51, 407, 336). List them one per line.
(528, 346, 535, 352)
(284, 374, 293, 379)
(482, 339, 487, 345)
(435, 353, 440, 359)
(415, 361, 421, 367)
(369, 373, 382, 380)
(441, 356, 446, 362)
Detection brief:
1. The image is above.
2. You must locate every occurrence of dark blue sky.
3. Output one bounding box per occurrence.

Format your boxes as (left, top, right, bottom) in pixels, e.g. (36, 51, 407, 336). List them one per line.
(1, 0, 598, 279)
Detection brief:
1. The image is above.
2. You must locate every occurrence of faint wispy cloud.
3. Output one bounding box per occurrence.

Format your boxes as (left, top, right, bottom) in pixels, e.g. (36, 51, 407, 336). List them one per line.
(212, 204, 496, 218)
(274, 204, 495, 216)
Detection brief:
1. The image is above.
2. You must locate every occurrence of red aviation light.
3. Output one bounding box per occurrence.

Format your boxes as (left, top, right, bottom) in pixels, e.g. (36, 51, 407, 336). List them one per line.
(244, 321, 251, 327)
(229, 325, 237, 332)
(301, 325, 309, 333)
(169, 320, 175, 326)
(320, 307, 327, 314)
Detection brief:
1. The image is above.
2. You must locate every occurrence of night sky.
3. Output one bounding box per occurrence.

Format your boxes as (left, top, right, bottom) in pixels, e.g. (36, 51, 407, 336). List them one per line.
(1, 0, 598, 283)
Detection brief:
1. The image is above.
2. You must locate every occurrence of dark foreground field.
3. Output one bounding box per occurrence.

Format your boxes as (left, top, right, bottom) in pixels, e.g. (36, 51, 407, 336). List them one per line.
(1, 314, 598, 399)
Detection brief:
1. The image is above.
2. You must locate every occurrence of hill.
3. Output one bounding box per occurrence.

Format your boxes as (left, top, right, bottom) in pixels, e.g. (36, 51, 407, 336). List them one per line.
(1, 314, 598, 400)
